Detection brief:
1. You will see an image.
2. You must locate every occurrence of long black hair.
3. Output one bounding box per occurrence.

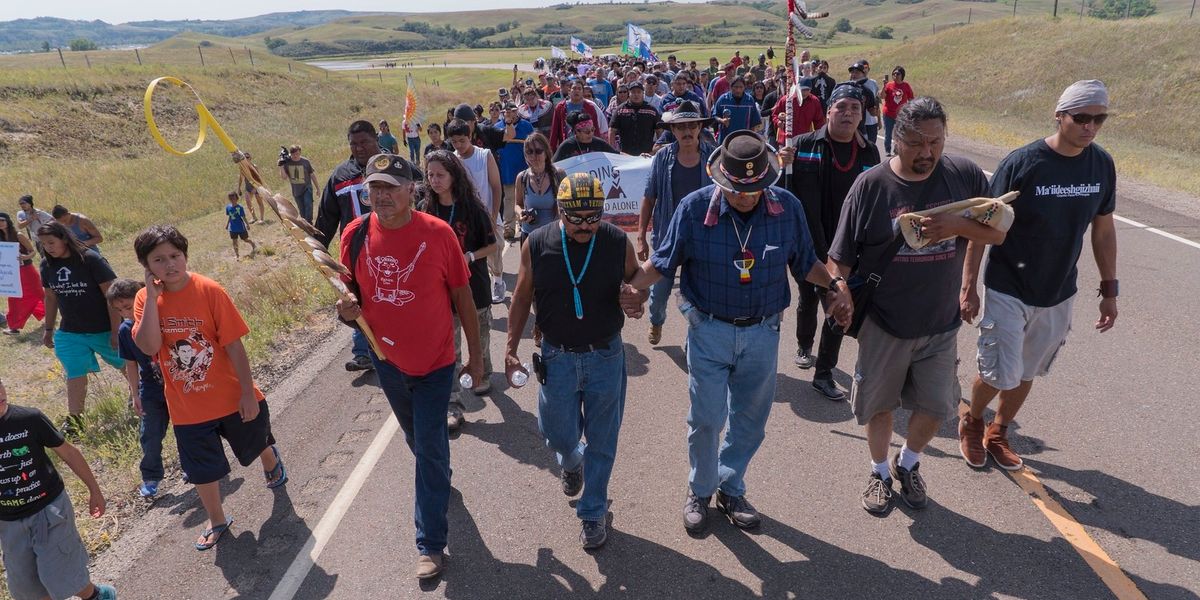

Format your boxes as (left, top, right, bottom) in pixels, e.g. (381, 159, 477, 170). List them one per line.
(415, 150, 491, 230)
(0, 212, 17, 243)
(36, 221, 89, 260)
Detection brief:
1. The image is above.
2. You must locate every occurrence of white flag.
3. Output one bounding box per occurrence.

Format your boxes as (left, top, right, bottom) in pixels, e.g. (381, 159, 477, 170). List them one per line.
(551, 46, 567, 60)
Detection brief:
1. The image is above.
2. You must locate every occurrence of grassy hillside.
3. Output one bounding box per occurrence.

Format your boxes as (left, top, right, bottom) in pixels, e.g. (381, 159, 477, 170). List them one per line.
(869, 17, 1200, 194)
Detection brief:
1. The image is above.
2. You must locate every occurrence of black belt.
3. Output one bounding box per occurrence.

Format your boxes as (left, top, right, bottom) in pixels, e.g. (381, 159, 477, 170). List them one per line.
(542, 336, 614, 353)
(703, 312, 767, 327)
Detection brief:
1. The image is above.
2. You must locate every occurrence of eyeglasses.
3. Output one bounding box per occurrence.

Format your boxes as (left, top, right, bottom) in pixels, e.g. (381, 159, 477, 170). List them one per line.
(1066, 112, 1108, 126)
(563, 212, 603, 225)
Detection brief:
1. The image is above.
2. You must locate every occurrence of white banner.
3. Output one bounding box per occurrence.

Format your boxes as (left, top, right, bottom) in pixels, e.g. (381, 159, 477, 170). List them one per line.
(0, 242, 22, 298)
(550, 46, 567, 60)
(554, 152, 654, 232)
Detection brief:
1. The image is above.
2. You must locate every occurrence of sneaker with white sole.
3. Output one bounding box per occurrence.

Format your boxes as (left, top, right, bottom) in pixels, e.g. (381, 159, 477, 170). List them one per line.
(861, 472, 894, 514)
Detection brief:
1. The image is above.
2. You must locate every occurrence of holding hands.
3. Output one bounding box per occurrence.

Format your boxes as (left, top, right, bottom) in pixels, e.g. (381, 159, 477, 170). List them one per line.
(619, 283, 648, 319)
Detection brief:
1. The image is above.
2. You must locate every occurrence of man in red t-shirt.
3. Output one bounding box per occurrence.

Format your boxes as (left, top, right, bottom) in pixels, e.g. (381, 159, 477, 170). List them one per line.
(772, 77, 826, 145)
(881, 66, 915, 156)
(336, 154, 483, 581)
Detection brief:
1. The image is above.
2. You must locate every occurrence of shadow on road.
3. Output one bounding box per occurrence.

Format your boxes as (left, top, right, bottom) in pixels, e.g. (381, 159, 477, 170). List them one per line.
(236, 486, 338, 600)
(459, 390, 559, 474)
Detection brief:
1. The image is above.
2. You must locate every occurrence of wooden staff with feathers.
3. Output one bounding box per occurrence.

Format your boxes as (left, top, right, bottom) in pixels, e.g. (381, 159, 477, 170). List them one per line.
(784, 0, 830, 183)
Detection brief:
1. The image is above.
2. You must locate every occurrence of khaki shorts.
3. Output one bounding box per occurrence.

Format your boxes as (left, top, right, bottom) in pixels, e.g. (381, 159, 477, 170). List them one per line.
(976, 288, 1073, 391)
(850, 316, 961, 425)
(0, 492, 90, 600)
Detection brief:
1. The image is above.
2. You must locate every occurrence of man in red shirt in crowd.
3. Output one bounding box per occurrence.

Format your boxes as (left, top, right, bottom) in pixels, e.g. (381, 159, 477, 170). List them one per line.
(707, 63, 737, 107)
(772, 77, 826, 146)
(335, 154, 484, 581)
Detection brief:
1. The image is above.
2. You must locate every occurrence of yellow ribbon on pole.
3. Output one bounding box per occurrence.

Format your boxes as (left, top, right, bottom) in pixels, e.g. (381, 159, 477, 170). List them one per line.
(143, 76, 384, 357)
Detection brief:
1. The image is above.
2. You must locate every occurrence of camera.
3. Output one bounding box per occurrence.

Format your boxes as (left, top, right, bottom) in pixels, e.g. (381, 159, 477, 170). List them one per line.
(277, 146, 290, 166)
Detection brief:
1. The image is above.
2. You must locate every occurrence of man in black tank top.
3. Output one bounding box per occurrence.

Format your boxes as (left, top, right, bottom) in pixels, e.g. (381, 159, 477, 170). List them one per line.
(504, 173, 646, 551)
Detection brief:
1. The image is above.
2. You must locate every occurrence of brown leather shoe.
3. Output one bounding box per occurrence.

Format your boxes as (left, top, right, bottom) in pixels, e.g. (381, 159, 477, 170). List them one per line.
(415, 553, 445, 579)
(958, 412, 987, 468)
(649, 325, 662, 345)
(984, 422, 1024, 471)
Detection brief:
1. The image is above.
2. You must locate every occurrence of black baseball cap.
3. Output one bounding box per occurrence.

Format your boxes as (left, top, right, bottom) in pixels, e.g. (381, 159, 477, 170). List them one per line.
(364, 154, 417, 186)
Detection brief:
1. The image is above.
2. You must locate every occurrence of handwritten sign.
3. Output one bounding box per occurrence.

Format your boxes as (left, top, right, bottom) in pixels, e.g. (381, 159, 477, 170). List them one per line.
(0, 242, 21, 298)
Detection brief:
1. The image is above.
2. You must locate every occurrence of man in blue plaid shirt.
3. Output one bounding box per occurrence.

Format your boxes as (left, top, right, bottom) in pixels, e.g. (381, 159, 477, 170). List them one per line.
(626, 131, 851, 534)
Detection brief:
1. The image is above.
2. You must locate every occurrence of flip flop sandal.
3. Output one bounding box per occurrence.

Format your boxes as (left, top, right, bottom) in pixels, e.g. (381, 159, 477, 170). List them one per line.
(194, 516, 233, 551)
(265, 446, 288, 489)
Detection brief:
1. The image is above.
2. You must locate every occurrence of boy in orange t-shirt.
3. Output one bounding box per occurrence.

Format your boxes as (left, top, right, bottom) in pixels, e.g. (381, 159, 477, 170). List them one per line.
(131, 224, 287, 551)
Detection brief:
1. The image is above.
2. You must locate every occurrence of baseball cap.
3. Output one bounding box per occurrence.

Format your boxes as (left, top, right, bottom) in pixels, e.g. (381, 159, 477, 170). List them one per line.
(556, 173, 606, 212)
(849, 61, 867, 73)
(627, 80, 645, 90)
(453, 103, 476, 121)
(503, 102, 518, 111)
(364, 153, 417, 186)
(799, 77, 814, 90)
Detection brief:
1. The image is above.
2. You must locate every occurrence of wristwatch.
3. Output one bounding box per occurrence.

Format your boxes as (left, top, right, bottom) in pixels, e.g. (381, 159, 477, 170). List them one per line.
(1098, 279, 1118, 298)
(466, 251, 476, 263)
(827, 277, 847, 295)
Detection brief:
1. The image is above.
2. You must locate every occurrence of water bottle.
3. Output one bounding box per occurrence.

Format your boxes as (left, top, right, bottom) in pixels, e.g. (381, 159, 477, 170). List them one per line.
(459, 373, 474, 389)
(510, 363, 533, 388)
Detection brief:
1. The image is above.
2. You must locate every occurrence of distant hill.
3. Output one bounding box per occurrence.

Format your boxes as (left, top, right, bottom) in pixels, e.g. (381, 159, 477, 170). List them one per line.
(0, 11, 365, 53)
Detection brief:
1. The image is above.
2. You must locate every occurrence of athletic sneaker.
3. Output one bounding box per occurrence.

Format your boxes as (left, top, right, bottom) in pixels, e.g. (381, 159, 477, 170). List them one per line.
(985, 422, 1024, 471)
(561, 466, 583, 497)
(491, 279, 507, 304)
(95, 584, 118, 600)
(345, 355, 374, 372)
(889, 454, 928, 509)
(683, 489, 710, 533)
(580, 519, 607, 549)
(138, 480, 160, 498)
(811, 378, 845, 401)
(794, 348, 815, 369)
(447, 403, 465, 432)
(715, 490, 761, 529)
(861, 472, 893, 514)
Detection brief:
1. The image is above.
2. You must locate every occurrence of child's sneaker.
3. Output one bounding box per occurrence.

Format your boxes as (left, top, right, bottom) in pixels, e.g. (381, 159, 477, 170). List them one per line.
(138, 480, 160, 498)
(95, 583, 118, 600)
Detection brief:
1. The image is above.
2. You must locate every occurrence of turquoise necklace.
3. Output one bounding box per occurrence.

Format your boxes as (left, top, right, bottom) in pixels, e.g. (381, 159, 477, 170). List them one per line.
(560, 224, 597, 320)
(437, 198, 456, 224)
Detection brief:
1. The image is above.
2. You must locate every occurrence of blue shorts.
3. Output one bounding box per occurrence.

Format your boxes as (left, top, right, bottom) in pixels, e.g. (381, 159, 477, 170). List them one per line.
(53, 330, 124, 379)
(174, 400, 276, 485)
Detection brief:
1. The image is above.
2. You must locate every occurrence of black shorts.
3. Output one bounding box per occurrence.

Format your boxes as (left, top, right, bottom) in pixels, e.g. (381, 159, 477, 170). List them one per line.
(174, 400, 275, 485)
(229, 231, 249, 241)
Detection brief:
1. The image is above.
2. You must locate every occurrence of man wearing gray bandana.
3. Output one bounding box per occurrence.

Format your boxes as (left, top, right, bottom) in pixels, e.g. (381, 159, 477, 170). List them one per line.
(958, 79, 1119, 472)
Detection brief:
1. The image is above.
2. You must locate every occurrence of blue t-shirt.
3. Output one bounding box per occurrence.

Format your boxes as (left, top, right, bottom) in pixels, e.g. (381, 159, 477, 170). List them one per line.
(226, 204, 247, 234)
(378, 132, 399, 153)
(588, 78, 614, 108)
(712, 92, 763, 143)
(117, 319, 165, 403)
(494, 119, 534, 185)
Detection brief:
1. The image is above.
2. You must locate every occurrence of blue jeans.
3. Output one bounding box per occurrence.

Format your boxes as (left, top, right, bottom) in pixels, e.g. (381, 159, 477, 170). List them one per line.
(351, 329, 369, 359)
(372, 358, 454, 556)
(295, 186, 314, 222)
(863, 122, 879, 145)
(648, 233, 677, 327)
(682, 303, 780, 498)
(139, 395, 170, 481)
(537, 335, 627, 522)
(407, 137, 421, 164)
(882, 115, 896, 154)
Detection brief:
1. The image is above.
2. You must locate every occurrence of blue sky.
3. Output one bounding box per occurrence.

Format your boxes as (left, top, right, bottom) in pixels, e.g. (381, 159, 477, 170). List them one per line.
(2, 1, 710, 24)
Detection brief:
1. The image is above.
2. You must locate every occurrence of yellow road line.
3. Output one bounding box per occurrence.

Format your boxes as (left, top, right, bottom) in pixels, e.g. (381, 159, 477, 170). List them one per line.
(1009, 467, 1148, 600)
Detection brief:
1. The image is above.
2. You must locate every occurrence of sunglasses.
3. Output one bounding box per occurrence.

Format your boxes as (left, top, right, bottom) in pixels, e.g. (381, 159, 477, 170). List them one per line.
(563, 212, 603, 225)
(1066, 112, 1108, 126)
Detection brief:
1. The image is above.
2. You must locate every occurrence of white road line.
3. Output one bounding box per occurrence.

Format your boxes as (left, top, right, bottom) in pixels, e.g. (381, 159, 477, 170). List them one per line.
(980, 168, 1199, 251)
(267, 415, 400, 600)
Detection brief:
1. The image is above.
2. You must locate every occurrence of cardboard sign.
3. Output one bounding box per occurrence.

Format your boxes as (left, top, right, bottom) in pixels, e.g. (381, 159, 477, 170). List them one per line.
(0, 242, 22, 298)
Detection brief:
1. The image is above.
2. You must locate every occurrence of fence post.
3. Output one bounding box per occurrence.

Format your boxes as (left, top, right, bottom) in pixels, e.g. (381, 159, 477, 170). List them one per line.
(289, 62, 293, 73)
(378, 72, 383, 82)
(198, 46, 205, 66)
(229, 47, 237, 64)
(968, 7, 973, 22)
(248, 48, 254, 67)
(135, 48, 142, 65)
(57, 47, 66, 68)
(85, 54, 91, 68)
(1013, 0, 1018, 17)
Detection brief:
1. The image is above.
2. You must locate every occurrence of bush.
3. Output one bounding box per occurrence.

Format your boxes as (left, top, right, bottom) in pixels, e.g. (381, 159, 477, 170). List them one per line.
(1088, 0, 1156, 18)
(198, 40, 213, 47)
(870, 25, 894, 39)
(264, 36, 288, 50)
(593, 23, 624, 32)
(68, 38, 98, 51)
(834, 17, 853, 32)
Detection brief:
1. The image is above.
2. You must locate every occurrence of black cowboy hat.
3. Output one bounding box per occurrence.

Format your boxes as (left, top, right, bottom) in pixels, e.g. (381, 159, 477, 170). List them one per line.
(705, 130, 781, 193)
(660, 100, 712, 127)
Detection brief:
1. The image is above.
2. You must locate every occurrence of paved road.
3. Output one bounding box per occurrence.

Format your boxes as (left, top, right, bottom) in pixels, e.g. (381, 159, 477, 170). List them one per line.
(94, 139, 1200, 599)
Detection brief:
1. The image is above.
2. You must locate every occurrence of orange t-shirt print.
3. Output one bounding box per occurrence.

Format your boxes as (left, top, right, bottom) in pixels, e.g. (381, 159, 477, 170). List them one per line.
(133, 273, 264, 425)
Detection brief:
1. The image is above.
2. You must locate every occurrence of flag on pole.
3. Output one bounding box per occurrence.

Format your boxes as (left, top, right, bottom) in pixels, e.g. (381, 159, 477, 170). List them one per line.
(621, 23, 653, 59)
(551, 46, 567, 60)
(403, 74, 418, 124)
(569, 37, 593, 58)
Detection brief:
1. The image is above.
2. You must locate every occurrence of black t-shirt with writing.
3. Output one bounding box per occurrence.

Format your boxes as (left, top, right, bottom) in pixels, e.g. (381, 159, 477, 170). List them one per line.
(610, 101, 662, 156)
(529, 221, 627, 346)
(0, 406, 66, 521)
(985, 140, 1117, 307)
(551, 137, 618, 163)
(429, 200, 496, 311)
(829, 156, 990, 338)
(41, 249, 117, 333)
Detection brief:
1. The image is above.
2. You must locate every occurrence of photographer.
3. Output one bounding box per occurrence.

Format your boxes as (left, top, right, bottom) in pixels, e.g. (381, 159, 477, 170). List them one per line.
(278, 145, 320, 222)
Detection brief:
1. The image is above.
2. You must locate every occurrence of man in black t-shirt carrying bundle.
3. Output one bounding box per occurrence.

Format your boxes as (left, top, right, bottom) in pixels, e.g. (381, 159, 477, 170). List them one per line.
(504, 173, 645, 550)
(828, 98, 1007, 516)
(958, 80, 1119, 472)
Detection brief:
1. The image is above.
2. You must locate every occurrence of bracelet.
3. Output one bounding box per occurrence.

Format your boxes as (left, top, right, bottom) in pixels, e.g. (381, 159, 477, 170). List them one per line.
(466, 251, 475, 262)
(1098, 279, 1118, 299)
(827, 277, 847, 294)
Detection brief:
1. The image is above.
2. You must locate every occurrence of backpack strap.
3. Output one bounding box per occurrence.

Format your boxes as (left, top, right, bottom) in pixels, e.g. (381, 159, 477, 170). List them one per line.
(345, 212, 372, 299)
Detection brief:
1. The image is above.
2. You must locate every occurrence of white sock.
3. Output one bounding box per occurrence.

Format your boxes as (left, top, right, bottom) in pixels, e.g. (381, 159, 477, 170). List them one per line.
(872, 459, 891, 481)
(899, 444, 921, 470)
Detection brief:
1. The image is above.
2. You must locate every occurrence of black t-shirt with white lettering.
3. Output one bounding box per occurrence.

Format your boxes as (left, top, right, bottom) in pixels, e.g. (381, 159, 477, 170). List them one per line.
(0, 405, 66, 521)
(41, 249, 117, 333)
(985, 140, 1117, 307)
(428, 200, 496, 311)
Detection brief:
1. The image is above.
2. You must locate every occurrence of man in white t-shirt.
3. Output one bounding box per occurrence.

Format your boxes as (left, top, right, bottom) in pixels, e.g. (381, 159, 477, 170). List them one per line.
(447, 118, 506, 303)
